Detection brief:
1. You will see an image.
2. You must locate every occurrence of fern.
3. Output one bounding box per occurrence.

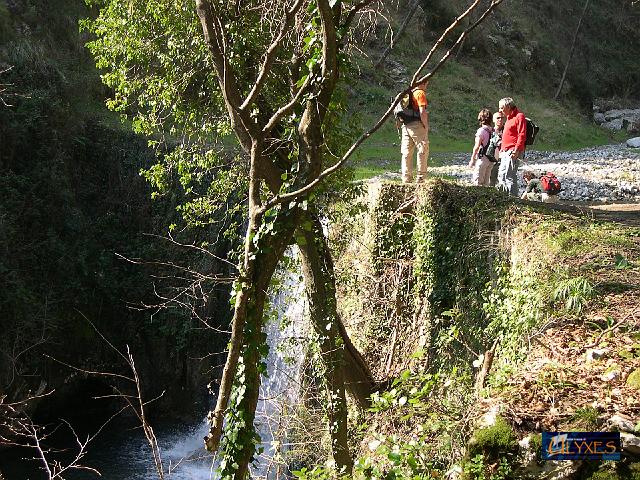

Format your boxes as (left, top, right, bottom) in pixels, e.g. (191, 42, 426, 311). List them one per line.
(552, 276, 594, 314)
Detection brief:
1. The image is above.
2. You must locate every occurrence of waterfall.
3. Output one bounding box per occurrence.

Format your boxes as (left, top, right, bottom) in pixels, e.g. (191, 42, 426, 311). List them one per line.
(2, 256, 309, 480)
(252, 261, 307, 479)
(133, 253, 308, 479)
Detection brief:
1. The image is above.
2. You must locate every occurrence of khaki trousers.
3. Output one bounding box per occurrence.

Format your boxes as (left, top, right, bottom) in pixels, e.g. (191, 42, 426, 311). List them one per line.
(472, 156, 494, 186)
(401, 121, 429, 183)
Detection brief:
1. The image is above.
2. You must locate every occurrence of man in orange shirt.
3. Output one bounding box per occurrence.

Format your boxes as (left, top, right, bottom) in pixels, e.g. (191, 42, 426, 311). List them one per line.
(497, 97, 527, 196)
(400, 80, 429, 183)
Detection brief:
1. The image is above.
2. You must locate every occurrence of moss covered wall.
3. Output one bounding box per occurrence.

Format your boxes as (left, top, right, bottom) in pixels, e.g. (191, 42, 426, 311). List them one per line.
(338, 180, 516, 378)
(334, 181, 640, 478)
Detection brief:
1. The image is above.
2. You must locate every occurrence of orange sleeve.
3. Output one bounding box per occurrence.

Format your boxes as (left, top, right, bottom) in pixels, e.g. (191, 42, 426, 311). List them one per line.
(413, 89, 428, 109)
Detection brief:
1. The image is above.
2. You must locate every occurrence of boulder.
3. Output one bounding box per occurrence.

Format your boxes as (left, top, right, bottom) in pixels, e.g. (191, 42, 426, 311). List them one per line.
(604, 108, 640, 122)
(602, 118, 624, 131)
(593, 112, 606, 124)
(627, 137, 640, 148)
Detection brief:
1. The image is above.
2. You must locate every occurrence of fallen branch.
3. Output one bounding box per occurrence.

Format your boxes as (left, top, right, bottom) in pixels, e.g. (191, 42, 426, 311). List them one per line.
(582, 307, 639, 351)
(475, 338, 499, 392)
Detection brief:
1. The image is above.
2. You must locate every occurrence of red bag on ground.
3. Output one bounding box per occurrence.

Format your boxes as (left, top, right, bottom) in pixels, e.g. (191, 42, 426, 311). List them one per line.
(540, 172, 561, 194)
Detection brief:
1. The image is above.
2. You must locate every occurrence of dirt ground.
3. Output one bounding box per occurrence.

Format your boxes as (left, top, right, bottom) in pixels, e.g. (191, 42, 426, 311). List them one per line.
(541, 201, 640, 227)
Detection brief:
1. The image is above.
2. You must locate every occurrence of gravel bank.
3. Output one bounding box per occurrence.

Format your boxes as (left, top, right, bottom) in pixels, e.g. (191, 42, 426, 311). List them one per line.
(373, 144, 640, 203)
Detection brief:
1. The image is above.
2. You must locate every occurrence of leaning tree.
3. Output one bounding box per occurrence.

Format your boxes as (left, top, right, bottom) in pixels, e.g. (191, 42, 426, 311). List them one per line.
(84, 0, 505, 477)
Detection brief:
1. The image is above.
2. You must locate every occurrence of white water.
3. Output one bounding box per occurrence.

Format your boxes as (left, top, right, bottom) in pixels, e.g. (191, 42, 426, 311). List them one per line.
(252, 268, 307, 479)
(141, 261, 307, 480)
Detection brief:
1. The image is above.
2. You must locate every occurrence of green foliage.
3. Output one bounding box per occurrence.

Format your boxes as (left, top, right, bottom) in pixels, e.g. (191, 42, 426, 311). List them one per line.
(529, 433, 543, 463)
(569, 406, 600, 430)
(351, 365, 476, 478)
(627, 368, 640, 390)
(463, 454, 513, 480)
(354, 435, 445, 480)
(464, 418, 517, 479)
(412, 182, 510, 367)
(0, 0, 233, 421)
(552, 276, 595, 314)
(370, 184, 416, 272)
(546, 222, 635, 257)
(467, 417, 517, 459)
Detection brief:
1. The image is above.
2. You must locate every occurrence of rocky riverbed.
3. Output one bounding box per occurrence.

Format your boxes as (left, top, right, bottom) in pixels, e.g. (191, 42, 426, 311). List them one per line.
(373, 144, 640, 203)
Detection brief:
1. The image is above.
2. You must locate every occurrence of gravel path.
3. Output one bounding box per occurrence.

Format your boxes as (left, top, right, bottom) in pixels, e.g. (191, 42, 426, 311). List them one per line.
(372, 144, 640, 204)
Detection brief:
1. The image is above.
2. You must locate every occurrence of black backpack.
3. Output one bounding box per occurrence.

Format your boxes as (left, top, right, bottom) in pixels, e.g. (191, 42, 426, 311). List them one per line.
(525, 117, 539, 146)
(482, 130, 501, 162)
(393, 91, 421, 124)
(478, 126, 495, 160)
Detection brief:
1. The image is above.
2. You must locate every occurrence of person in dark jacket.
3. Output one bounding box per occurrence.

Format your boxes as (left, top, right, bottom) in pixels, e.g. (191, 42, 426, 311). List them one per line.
(489, 111, 504, 187)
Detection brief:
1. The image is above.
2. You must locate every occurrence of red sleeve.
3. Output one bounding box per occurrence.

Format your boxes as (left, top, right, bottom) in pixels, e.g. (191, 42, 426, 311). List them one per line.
(515, 113, 527, 151)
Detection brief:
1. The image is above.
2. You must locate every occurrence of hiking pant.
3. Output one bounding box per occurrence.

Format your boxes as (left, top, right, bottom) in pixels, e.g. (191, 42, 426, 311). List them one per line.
(497, 150, 520, 197)
(401, 121, 429, 183)
(489, 160, 500, 187)
(524, 192, 559, 203)
(472, 156, 493, 186)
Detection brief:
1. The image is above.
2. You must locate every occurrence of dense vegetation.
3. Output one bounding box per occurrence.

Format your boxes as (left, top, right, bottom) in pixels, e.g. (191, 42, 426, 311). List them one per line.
(0, 0, 639, 477)
(0, 0, 231, 420)
(328, 181, 640, 479)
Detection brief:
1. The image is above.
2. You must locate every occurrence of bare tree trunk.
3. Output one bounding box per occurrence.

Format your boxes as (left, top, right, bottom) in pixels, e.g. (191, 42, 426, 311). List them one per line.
(298, 211, 354, 476)
(298, 213, 376, 409)
(337, 319, 376, 408)
(374, 0, 422, 68)
(555, 0, 590, 100)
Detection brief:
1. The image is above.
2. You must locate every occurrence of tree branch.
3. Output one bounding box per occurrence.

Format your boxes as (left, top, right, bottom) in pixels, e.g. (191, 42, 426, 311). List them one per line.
(411, 0, 482, 84)
(341, 0, 379, 34)
(262, 0, 505, 209)
(374, 0, 421, 68)
(241, 0, 307, 112)
(555, 0, 590, 100)
(195, 0, 255, 150)
(262, 74, 312, 135)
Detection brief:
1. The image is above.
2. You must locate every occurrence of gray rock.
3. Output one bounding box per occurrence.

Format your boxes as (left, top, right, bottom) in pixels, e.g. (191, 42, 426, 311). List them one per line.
(607, 414, 636, 433)
(627, 137, 640, 148)
(621, 432, 640, 456)
(602, 369, 620, 382)
(594, 112, 606, 124)
(517, 436, 582, 480)
(586, 348, 606, 362)
(429, 144, 640, 203)
(604, 108, 640, 122)
(603, 118, 624, 131)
